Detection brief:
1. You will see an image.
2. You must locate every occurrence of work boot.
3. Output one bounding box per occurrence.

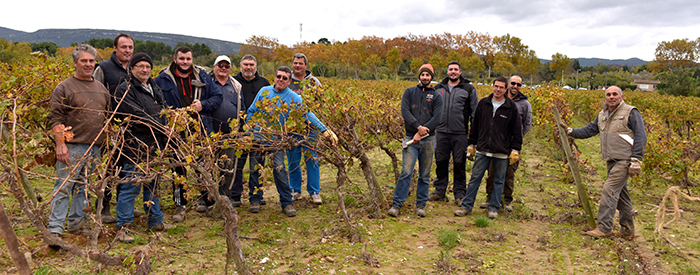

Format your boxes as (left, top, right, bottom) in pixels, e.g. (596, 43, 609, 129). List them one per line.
(291, 192, 302, 201)
(416, 206, 426, 217)
(117, 223, 134, 243)
(455, 197, 463, 207)
(479, 197, 490, 209)
(488, 211, 498, 219)
(260, 198, 267, 205)
(249, 202, 261, 213)
(172, 206, 186, 223)
(312, 194, 323, 205)
(101, 206, 116, 224)
(387, 206, 400, 217)
(195, 200, 207, 213)
(133, 209, 143, 218)
(583, 228, 612, 238)
(453, 207, 472, 217)
(231, 197, 242, 207)
(283, 205, 297, 217)
(428, 193, 445, 201)
(149, 222, 174, 232)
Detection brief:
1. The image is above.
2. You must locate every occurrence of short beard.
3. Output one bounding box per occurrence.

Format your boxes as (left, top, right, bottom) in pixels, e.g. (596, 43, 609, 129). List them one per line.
(177, 64, 192, 74)
(448, 76, 459, 82)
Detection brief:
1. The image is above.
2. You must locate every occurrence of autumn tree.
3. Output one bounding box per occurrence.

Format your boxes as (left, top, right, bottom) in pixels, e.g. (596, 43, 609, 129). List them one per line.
(240, 35, 279, 63)
(364, 53, 382, 80)
(550, 53, 571, 84)
(650, 38, 699, 71)
(386, 48, 402, 80)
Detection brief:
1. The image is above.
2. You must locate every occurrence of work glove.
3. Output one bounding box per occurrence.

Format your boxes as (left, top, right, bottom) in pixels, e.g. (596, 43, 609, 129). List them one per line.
(466, 145, 475, 161)
(558, 122, 573, 135)
(628, 157, 642, 176)
(509, 150, 520, 165)
(322, 129, 338, 146)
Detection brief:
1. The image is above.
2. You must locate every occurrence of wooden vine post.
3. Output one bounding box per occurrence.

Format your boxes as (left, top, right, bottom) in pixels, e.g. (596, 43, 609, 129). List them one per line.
(553, 107, 597, 229)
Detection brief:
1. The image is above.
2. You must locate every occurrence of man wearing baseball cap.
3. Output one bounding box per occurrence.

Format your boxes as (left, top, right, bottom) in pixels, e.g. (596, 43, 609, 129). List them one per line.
(388, 64, 443, 217)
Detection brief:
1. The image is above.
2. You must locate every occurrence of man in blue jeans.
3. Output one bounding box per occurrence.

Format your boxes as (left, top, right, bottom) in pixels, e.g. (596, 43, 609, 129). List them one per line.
(46, 44, 109, 239)
(455, 76, 522, 219)
(113, 53, 173, 242)
(246, 66, 336, 217)
(388, 64, 443, 217)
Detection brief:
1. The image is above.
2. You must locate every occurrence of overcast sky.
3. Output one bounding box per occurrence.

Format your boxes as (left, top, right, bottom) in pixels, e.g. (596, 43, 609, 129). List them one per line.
(3, 0, 698, 61)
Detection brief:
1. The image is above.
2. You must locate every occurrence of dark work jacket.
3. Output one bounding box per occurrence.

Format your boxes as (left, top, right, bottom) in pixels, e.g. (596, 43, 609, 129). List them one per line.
(233, 72, 270, 110)
(468, 94, 522, 155)
(96, 52, 129, 96)
(113, 76, 168, 166)
(434, 76, 479, 134)
(401, 83, 443, 137)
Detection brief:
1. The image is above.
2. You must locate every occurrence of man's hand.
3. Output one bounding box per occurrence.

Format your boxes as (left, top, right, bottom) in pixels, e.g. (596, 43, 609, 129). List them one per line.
(417, 125, 429, 137)
(628, 158, 642, 176)
(412, 132, 423, 143)
(52, 124, 72, 163)
(509, 150, 520, 165)
(323, 129, 338, 146)
(191, 99, 203, 112)
(466, 145, 475, 161)
(559, 122, 573, 135)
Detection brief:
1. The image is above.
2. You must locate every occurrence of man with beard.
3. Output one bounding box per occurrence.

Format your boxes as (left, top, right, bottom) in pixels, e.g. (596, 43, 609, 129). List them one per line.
(480, 75, 532, 212)
(155, 46, 222, 222)
(387, 64, 442, 217)
(428, 61, 479, 206)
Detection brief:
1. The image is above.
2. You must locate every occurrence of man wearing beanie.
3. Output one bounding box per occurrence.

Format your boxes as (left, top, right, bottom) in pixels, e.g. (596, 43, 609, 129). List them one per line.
(388, 64, 443, 217)
(113, 53, 172, 242)
(429, 61, 479, 206)
(155, 46, 222, 223)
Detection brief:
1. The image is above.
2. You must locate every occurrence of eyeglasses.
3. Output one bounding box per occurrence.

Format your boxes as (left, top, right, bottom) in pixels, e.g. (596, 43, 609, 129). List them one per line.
(133, 64, 151, 70)
(275, 74, 289, 81)
(217, 63, 231, 69)
(510, 82, 522, 87)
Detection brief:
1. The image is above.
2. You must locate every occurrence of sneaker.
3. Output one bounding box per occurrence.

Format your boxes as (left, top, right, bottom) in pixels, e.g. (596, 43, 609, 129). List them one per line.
(416, 206, 426, 217)
(453, 207, 472, 217)
(260, 198, 267, 205)
(291, 192, 302, 201)
(428, 193, 445, 201)
(387, 207, 399, 217)
(117, 223, 134, 243)
(311, 194, 323, 204)
(583, 228, 612, 238)
(488, 211, 498, 219)
(195, 201, 207, 213)
(455, 197, 463, 207)
(231, 198, 242, 207)
(283, 205, 297, 217)
(504, 203, 513, 212)
(149, 222, 174, 232)
(101, 208, 116, 224)
(172, 206, 186, 223)
(249, 202, 261, 213)
(479, 199, 490, 209)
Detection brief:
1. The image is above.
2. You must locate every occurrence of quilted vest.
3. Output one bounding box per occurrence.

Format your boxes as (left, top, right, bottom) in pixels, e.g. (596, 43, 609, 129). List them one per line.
(598, 101, 635, 161)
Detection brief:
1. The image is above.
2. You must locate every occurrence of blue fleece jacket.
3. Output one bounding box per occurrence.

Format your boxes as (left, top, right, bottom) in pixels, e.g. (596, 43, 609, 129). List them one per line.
(246, 85, 327, 135)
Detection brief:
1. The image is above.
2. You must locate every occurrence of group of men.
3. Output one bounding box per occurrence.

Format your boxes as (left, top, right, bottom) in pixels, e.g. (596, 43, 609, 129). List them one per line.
(389, 60, 646, 239)
(45, 33, 334, 243)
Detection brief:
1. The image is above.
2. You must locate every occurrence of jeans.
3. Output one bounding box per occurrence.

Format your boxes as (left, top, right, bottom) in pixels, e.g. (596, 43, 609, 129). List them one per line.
(116, 163, 164, 228)
(597, 160, 634, 234)
(392, 136, 435, 209)
(47, 143, 99, 234)
(432, 133, 469, 199)
(248, 148, 293, 209)
(287, 131, 321, 195)
(485, 160, 519, 204)
(461, 153, 508, 212)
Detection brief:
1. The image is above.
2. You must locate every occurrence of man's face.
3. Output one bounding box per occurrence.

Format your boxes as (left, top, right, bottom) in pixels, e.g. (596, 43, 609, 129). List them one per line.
(240, 59, 257, 78)
(493, 81, 507, 100)
(274, 71, 291, 91)
(447, 64, 461, 81)
(73, 51, 96, 80)
(508, 76, 522, 96)
(131, 61, 152, 84)
(174, 51, 193, 71)
(114, 37, 134, 64)
(419, 71, 432, 86)
(292, 57, 307, 76)
(605, 87, 622, 109)
(214, 61, 231, 79)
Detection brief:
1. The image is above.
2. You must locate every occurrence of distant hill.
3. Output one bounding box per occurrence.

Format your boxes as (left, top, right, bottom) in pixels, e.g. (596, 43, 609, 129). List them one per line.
(539, 57, 648, 67)
(0, 27, 242, 54)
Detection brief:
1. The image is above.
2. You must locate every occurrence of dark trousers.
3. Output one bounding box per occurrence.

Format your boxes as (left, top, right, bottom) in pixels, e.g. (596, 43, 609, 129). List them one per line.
(485, 160, 519, 204)
(200, 148, 245, 206)
(432, 132, 469, 199)
(172, 166, 189, 207)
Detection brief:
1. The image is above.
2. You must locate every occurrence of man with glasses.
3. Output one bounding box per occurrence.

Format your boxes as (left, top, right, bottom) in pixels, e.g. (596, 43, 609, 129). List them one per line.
(155, 46, 222, 223)
(245, 66, 335, 217)
(479, 75, 532, 212)
(195, 55, 244, 213)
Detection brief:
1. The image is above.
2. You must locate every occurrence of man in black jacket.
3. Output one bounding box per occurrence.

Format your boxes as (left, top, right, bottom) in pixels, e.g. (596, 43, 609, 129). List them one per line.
(93, 33, 134, 223)
(455, 76, 522, 219)
(113, 53, 172, 242)
(429, 61, 479, 206)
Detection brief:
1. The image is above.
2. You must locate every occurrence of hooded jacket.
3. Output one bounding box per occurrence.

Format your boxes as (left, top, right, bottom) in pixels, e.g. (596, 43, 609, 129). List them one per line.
(233, 71, 270, 110)
(289, 69, 322, 93)
(401, 83, 443, 137)
(155, 64, 222, 133)
(468, 94, 522, 155)
(434, 76, 479, 134)
(93, 52, 129, 96)
(510, 91, 533, 136)
(113, 76, 168, 165)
